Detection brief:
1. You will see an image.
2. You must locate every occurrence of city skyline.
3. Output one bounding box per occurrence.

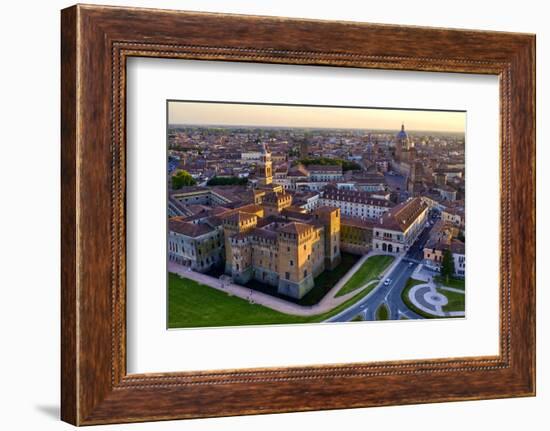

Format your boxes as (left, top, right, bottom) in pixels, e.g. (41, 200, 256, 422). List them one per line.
(168, 101, 466, 133)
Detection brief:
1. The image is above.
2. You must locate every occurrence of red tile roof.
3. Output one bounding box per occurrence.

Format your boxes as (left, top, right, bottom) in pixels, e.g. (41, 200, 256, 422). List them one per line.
(341, 216, 376, 229)
(169, 219, 216, 237)
(278, 221, 313, 236)
(322, 189, 393, 207)
(377, 197, 428, 232)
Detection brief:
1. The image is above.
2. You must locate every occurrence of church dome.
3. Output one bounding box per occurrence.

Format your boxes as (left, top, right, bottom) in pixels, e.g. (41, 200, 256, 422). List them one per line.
(395, 123, 412, 150)
(396, 123, 408, 141)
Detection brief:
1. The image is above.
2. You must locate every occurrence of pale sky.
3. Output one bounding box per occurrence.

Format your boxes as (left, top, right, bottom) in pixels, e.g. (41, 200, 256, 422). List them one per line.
(168, 101, 465, 133)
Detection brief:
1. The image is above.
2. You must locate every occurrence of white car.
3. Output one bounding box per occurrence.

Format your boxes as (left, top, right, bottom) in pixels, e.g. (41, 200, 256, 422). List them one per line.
(384, 278, 391, 286)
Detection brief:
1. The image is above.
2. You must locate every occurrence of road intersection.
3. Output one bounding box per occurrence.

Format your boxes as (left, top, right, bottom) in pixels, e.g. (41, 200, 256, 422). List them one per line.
(327, 220, 437, 323)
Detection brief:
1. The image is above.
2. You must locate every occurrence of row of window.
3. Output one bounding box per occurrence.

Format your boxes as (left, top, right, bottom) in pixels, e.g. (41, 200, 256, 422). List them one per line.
(168, 253, 222, 268)
(322, 199, 386, 211)
(168, 240, 221, 255)
(374, 231, 403, 241)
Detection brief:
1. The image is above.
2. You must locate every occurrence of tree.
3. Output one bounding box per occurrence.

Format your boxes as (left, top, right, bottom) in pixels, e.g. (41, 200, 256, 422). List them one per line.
(206, 176, 248, 186)
(441, 249, 455, 283)
(288, 147, 299, 157)
(296, 157, 361, 171)
(171, 170, 197, 189)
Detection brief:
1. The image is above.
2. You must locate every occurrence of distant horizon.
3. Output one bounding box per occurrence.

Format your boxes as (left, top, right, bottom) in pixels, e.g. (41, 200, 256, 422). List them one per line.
(168, 123, 465, 135)
(168, 101, 466, 134)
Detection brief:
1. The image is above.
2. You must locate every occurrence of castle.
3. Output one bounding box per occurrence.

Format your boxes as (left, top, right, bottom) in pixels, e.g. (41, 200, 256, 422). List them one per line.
(222, 206, 340, 299)
(222, 142, 341, 299)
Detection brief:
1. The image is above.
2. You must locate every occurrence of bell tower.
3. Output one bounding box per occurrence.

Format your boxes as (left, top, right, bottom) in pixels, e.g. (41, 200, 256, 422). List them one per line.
(258, 141, 273, 186)
(395, 123, 411, 162)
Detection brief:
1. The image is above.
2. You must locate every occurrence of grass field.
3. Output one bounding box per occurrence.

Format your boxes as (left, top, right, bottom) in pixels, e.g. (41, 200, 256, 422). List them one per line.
(434, 276, 465, 313)
(168, 272, 380, 328)
(437, 288, 465, 313)
(335, 255, 394, 297)
(435, 276, 465, 290)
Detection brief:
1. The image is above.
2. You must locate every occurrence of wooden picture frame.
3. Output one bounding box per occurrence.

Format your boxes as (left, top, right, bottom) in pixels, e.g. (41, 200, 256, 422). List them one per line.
(61, 4, 535, 425)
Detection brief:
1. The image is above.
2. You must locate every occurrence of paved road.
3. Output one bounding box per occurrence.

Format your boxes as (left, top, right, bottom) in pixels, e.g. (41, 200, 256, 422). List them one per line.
(328, 220, 437, 322)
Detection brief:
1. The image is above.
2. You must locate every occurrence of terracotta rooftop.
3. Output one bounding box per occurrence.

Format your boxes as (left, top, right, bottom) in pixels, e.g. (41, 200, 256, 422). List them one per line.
(274, 165, 288, 174)
(168, 196, 191, 215)
(287, 165, 309, 177)
(313, 205, 340, 215)
(322, 189, 393, 207)
(169, 186, 208, 196)
(451, 239, 465, 254)
(378, 197, 428, 232)
(442, 206, 465, 217)
(235, 203, 264, 214)
(169, 219, 216, 238)
(263, 191, 291, 204)
(223, 211, 257, 225)
(278, 221, 313, 236)
(424, 237, 465, 255)
(256, 215, 287, 228)
(307, 164, 343, 173)
(341, 216, 376, 229)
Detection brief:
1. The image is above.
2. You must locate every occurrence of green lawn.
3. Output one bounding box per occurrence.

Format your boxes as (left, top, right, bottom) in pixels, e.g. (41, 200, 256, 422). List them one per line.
(335, 255, 394, 297)
(434, 276, 465, 313)
(376, 304, 390, 321)
(434, 276, 465, 290)
(307, 253, 360, 303)
(437, 288, 465, 313)
(168, 272, 381, 328)
(400, 278, 438, 319)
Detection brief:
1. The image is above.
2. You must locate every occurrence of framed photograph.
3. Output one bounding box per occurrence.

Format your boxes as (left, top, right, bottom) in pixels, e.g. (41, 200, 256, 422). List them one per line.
(61, 4, 536, 425)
